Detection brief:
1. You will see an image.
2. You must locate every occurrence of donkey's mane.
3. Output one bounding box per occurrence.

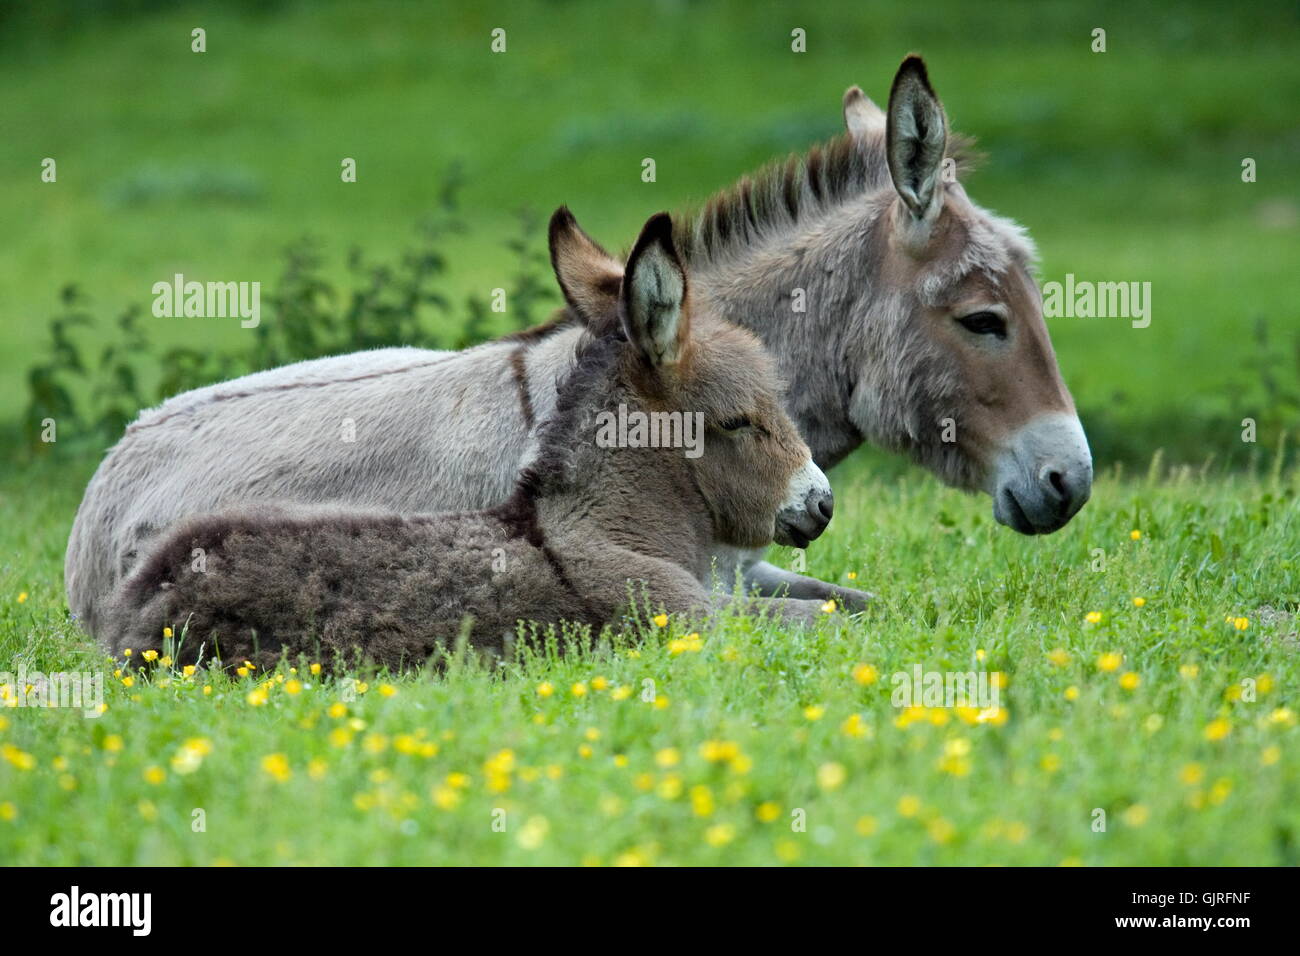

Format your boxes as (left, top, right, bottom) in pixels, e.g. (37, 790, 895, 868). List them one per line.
(493, 329, 625, 537)
(672, 128, 978, 268)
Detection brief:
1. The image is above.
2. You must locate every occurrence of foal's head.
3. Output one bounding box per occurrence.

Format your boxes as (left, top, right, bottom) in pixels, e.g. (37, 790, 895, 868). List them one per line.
(846, 56, 1092, 534)
(549, 208, 833, 550)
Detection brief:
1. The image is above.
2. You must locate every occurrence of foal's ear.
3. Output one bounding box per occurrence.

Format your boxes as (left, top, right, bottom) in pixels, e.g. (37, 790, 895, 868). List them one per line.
(885, 55, 948, 224)
(621, 212, 689, 368)
(843, 85, 886, 138)
(548, 206, 624, 327)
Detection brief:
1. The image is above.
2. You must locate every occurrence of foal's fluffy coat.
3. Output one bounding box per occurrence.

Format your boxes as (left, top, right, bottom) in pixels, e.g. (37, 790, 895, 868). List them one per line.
(104, 212, 824, 670)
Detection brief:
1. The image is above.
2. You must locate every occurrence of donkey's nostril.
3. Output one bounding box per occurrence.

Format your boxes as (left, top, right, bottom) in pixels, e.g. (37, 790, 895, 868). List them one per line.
(808, 491, 834, 526)
(1040, 466, 1068, 501)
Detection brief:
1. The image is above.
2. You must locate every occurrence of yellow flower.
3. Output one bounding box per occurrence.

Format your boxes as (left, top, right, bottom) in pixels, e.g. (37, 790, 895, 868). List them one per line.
(1208, 778, 1233, 805)
(817, 761, 846, 790)
(1132, 596, 1146, 607)
(16, 592, 27, 604)
(704, 823, 736, 847)
(656, 775, 683, 800)
(1228, 616, 1249, 631)
(611, 685, 632, 701)
(309, 663, 322, 675)
(120, 676, 134, 688)
(0, 801, 17, 820)
(699, 740, 739, 762)
(852, 663, 879, 685)
(246, 686, 269, 707)
(803, 704, 825, 721)
(591, 676, 608, 691)
(652, 613, 669, 628)
(142, 650, 158, 662)
(261, 753, 292, 782)
(122, 648, 132, 657)
(756, 801, 780, 823)
(1047, 648, 1070, 667)
(1267, 707, 1296, 727)
(1084, 611, 1103, 625)
(655, 747, 680, 768)
(690, 785, 715, 817)
(143, 766, 166, 785)
(1261, 745, 1281, 766)
(378, 684, 397, 698)
(1129, 529, 1142, 540)
(182, 665, 196, 677)
(284, 679, 303, 695)
(1204, 718, 1232, 742)
(103, 734, 124, 752)
(1118, 671, 1140, 691)
(431, 786, 461, 810)
(328, 702, 347, 718)
(1096, 652, 1122, 672)
(897, 794, 921, 817)
(1179, 763, 1205, 785)
(840, 713, 869, 738)
(1040, 753, 1061, 773)
(846, 571, 858, 580)
(162, 627, 173, 638)
(821, 599, 837, 613)
(855, 815, 878, 836)
(536, 682, 554, 698)
(1179, 663, 1199, 680)
(927, 817, 956, 844)
(1121, 804, 1149, 827)
(570, 682, 587, 697)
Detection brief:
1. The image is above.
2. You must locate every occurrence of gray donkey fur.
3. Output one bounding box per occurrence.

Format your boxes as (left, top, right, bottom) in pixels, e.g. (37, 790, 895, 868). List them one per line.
(104, 214, 833, 670)
(69, 57, 1093, 642)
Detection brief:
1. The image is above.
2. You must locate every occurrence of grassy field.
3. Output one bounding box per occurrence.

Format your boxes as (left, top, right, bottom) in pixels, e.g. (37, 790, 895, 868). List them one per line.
(1, 454, 1297, 865)
(1, 1, 1298, 865)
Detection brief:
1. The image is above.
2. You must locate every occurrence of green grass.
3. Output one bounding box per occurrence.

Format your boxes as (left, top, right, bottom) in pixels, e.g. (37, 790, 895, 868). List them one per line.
(2, 455, 1296, 865)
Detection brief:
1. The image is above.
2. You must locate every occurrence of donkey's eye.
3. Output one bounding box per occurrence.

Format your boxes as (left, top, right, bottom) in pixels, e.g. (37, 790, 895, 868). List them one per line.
(956, 311, 1007, 339)
(718, 416, 752, 432)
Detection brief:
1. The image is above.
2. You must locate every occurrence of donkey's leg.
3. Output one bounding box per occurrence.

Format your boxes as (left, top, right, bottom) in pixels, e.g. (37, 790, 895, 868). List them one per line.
(711, 593, 834, 627)
(712, 545, 873, 612)
(744, 560, 874, 611)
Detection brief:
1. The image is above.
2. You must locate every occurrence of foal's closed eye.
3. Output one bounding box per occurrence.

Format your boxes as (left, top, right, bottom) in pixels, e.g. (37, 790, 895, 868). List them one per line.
(956, 311, 1008, 339)
(718, 416, 753, 432)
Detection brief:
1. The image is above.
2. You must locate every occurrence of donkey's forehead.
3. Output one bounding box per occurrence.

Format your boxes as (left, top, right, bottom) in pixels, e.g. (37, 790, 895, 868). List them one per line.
(913, 195, 1040, 306)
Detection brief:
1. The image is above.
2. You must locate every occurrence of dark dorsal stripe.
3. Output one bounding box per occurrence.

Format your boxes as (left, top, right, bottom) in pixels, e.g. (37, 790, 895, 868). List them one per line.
(508, 347, 535, 430)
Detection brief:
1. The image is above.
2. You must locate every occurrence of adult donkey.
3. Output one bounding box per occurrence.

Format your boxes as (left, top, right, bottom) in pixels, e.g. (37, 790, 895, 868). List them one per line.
(66, 55, 1091, 640)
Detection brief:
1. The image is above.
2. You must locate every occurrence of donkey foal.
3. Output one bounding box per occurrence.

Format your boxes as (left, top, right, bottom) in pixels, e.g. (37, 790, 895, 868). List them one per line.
(105, 212, 834, 670)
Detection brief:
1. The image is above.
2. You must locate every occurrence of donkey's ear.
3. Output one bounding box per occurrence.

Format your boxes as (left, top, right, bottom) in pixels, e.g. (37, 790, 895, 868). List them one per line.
(843, 85, 886, 138)
(549, 206, 624, 327)
(620, 212, 689, 367)
(885, 55, 948, 223)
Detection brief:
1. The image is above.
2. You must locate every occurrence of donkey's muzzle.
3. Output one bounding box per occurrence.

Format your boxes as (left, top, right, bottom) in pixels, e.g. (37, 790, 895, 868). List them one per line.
(775, 488, 834, 549)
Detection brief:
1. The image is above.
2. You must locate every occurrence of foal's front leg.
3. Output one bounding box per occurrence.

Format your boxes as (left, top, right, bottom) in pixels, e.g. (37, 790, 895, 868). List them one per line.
(711, 545, 873, 612)
(743, 559, 873, 611)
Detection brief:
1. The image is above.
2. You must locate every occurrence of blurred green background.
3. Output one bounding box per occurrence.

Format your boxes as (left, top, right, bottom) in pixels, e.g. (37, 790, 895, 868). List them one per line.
(2, 0, 1298, 468)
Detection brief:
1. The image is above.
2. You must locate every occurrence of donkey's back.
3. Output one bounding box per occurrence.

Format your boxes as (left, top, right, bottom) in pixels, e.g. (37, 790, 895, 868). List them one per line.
(65, 328, 584, 637)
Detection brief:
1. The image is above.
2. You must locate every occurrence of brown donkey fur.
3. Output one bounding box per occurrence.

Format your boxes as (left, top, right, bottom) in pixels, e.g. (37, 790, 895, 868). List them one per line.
(104, 212, 832, 671)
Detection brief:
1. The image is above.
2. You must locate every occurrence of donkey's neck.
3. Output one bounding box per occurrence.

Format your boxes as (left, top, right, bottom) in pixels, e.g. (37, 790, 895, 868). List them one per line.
(537, 446, 714, 577)
(687, 210, 884, 470)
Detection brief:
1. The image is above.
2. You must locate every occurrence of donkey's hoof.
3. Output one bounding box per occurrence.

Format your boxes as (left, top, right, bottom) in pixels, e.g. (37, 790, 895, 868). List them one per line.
(827, 585, 873, 613)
